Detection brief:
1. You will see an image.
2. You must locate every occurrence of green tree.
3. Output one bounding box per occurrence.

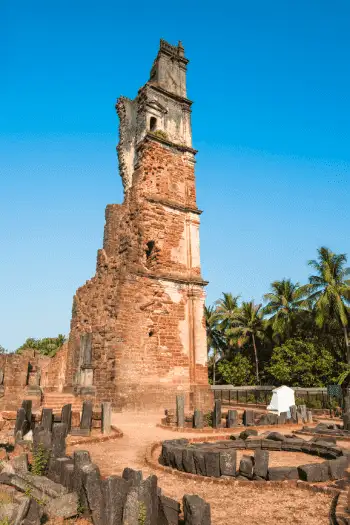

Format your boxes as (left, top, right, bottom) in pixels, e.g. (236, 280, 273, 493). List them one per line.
(215, 293, 240, 347)
(307, 247, 350, 362)
(217, 354, 254, 386)
(204, 305, 223, 385)
(16, 334, 66, 357)
(228, 301, 266, 384)
(267, 338, 338, 387)
(263, 279, 309, 342)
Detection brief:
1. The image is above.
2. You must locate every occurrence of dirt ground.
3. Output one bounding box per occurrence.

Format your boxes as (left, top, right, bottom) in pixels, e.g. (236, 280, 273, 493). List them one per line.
(67, 412, 333, 525)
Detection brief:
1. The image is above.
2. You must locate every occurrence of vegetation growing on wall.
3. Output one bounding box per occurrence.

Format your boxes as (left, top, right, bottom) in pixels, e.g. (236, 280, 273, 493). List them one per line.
(16, 334, 66, 357)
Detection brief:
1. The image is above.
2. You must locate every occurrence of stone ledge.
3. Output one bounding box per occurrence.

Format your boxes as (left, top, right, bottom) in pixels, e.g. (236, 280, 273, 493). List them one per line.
(145, 440, 342, 494)
(145, 195, 202, 215)
(156, 422, 305, 433)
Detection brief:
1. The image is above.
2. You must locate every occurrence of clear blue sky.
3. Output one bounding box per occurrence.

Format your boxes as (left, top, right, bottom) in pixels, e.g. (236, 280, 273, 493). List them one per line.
(1, 1, 349, 351)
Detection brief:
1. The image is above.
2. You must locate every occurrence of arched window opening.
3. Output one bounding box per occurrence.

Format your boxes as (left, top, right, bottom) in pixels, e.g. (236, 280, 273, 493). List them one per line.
(150, 116, 157, 132)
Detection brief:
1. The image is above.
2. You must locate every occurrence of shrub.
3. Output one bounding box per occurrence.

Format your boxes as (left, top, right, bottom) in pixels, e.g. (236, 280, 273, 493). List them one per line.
(153, 129, 168, 140)
(204, 411, 213, 427)
(31, 444, 50, 476)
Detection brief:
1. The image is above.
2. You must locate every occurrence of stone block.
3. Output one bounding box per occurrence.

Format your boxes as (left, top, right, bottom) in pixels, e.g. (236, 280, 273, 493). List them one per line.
(297, 462, 330, 482)
(24, 497, 43, 525)
(172, 447, 184, 471)
(226, 410, 238, 428)
(183, 494, 211, 525)
(45, 492, 78, 518)
(102, 475, 131, 525)
(82, 463, 105, 525)
(73, 450, 91, 509)
(243, 409, 255, 426)
(245, 436, 262, 449)
(80, 400, 93, 430)
(277, 412, 287, 425)
(226, 439, 246, 449)
(219, 449, 236, 476)
(51, 423, 67, 458)
(289, 405, 297, 421)
(176, 395, 185, 427)
(193, 409, 203, 429)
(139, 474, 158, 525)
(328, 457, 347, 480)
(213, 400, 221, 428)
(33, 427, 52, 457)
(182, 448, 196, 474)
(253, 449, 269, 479)
(61, 404, 72, 434)
(41, 409, 53, 431)
(261, 439, 282, 451)
(204, 451, 220, 477)
(158, 494, 180, 525)
(306, 410, 313, 424)
(122, 467, 143, 486)
(268, 466, 299, 481)
(21, 400, 32, 427)
(102, 402, 112, 435)
(239, 455, 253, 479)
(193, 449, 206, 476)
(12, 453, 28, 473)
(48, 457, 72, 485)
(14, 408, 27, 438)
(61, 462, 74, 492)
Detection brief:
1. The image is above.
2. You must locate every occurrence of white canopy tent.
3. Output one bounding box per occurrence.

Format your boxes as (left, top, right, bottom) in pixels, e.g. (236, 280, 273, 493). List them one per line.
(267, 385, 295, 416)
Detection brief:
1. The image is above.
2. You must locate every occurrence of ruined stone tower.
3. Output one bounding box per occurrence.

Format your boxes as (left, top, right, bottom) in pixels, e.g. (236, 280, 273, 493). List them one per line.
(65, 40, 211, 410)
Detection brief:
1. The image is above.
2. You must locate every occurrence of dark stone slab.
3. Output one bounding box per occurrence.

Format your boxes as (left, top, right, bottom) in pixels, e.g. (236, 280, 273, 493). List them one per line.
(51, 423, 67, 458)
(82, 463, 105, 525)
(13, 453, 28, 473)
(73, 450, 91, 510)
(176, 395, 185, 427)
(182, 448, 196, 474)
(122, 467, 143, 486)
(70, 428, 90, 436)
(261, 439, 282, 451)
(14, 408, 27, 438)
(41, 408, 53, 431)
(227, 439, 246, 449)
(61, 462, 74, 491)
(297, 462, 330, 482)
(193, 409, 203, 429)
(33, 427, 52, 457)
(139, 474, 158, 525)
(239, 429, 258, 440)
(21, 400, 32, 426)
(278, 412, 288, 425)
(193, 449, 206, 476)
(102, 475, 131, 525)
(158, 494, 180, 525)
(328, 457, 347, 480)
(219, 450, 236, 476)
(254, 449, 269, 479)
(80, 400, 93, 430)
(48, 456, 72, 484)
(239, 455, 253, 479)
(289, 405, 297, 421)
(24, 497, 43, 525)
(245, 436, 262, 449)
(213, 399, 221, 428)
(172, 446, 184, 471)
(61, 404, 72, 434)
(204, 451, 220, 477)
(183, 494, 211, 525)
(311, 436, 337, 445)
(226, 410, 238, 428)
(243, 410, 254, 426)
(268, 466, 299, 481)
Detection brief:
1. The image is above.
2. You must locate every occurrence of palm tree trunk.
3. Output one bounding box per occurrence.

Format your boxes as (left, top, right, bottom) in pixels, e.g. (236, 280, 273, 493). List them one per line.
(252, 333, 259, 384)
(213, 348, 216, 385)
(343, 326, 350, 365)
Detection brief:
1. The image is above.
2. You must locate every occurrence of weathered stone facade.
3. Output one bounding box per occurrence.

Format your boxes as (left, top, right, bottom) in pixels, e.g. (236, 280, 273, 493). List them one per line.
(64, 40, 211, 411)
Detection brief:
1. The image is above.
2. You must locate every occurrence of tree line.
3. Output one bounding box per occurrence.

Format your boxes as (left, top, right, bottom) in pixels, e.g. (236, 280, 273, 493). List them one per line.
(205, 247, 350, 388)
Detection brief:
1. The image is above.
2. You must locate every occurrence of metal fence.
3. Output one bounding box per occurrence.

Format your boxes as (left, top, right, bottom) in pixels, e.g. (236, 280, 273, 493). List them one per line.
(211, 385, 340, 409)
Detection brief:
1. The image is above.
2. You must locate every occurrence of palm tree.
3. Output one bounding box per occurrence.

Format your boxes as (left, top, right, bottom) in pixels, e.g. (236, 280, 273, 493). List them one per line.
(307, 247, 350, 362)
(263, 279, 309, 342)
(204, 305, 223, 385)
(215, 293, 240, 347)
(227, 301, 265, 383)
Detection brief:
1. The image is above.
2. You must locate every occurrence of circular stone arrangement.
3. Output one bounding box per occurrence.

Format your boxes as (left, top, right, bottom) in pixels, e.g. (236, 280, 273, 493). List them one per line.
(159, 431, 349, 483)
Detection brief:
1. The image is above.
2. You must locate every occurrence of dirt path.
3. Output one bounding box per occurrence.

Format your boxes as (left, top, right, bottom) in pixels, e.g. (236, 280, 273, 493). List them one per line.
(67, 412, 333, 525)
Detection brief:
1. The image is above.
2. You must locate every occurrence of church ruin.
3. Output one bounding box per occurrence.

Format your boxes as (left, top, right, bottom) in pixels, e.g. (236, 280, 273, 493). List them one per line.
(0, 40, 211, 412)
